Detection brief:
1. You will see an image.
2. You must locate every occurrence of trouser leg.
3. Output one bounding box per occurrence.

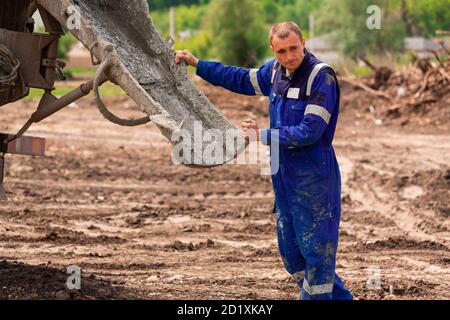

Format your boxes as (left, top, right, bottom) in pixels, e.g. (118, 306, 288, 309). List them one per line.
(273, 172, 306, 289)
(332, 273, 353, 300)
(294, 216, 339, 300)
(276, 206, 307, 289)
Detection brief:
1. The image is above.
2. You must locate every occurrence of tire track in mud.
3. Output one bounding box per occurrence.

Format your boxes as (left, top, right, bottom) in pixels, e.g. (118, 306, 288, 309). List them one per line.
(5, 179, 274, 200)
(1, 90, 449, 299)
(337, 129, 450, 245)
(335, 131, 450, 299)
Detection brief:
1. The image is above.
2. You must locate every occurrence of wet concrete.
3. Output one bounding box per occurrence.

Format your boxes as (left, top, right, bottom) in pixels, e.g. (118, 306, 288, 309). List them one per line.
(32, 0, 245, 165)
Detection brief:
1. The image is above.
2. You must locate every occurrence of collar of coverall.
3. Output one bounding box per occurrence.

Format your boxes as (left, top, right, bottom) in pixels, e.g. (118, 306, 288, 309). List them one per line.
(280, 48, 311, 80)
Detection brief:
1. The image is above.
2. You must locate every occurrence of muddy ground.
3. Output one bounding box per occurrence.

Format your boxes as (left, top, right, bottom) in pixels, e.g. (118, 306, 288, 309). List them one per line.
(0, 78, 448, 300)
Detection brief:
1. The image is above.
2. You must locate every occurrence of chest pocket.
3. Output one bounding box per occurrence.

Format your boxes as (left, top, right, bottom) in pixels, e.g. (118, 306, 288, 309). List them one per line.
(286, 99, 308, 126)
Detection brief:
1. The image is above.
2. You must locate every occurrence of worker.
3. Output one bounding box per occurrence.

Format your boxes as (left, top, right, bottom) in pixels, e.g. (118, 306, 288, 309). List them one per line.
(175, 21, 353, 300)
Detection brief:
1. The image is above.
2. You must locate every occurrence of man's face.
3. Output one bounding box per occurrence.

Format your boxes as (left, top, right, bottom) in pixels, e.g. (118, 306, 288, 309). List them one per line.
(271, 32, 306, 73)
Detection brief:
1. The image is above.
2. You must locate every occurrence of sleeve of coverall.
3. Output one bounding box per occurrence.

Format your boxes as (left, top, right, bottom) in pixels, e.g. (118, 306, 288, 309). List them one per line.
(260, 68, 337, 147)
(196, 60, 274, 96)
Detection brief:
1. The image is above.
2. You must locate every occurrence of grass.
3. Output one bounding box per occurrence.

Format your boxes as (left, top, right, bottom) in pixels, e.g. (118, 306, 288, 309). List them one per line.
(26, 82, 126, 100)
(352, 66, 374, 77)
(64, 67, 97, 79)
(24, 62, 200, 100)
(332, 52, 429, 77)
(24, 66, 126, 99)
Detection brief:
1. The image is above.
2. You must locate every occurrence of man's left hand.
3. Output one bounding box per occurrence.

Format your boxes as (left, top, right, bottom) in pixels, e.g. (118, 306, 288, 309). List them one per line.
(241, 118, 260, 142)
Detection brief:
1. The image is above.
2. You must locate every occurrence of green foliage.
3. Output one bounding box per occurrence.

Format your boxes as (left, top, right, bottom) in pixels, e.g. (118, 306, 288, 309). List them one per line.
(277, 0, 324, 32)
(315, 0, 406, 58)
(175, 31, 213, 60)
(57, 33, 78, 60)
(150, 10, 170, 35)
(260, 0, 282, 24)
(65, 67, 96, 78)
(150, 4, 213, 60)
(205, 0, 268, 67)
(35, 26, 77, 61)
(352, 65, 374, 77)
(147, 0, 209, 11)
(403, 0, 450, 37)
(27, 82, 125, 99)
(148, 0, 449, 65)
(151, 4, 209, 37)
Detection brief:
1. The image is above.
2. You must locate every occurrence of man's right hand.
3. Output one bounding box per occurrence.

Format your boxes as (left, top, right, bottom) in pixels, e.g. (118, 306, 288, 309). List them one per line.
(175, 50, 199, 67)
(241, 118, 260, 143)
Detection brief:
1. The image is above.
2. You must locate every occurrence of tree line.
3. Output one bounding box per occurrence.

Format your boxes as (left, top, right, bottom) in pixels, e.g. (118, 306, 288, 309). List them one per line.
(149, 0, 450, 67)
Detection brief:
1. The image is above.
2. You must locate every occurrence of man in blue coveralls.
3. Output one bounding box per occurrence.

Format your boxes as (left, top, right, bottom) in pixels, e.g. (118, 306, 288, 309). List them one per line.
(175, 21, 353, 300)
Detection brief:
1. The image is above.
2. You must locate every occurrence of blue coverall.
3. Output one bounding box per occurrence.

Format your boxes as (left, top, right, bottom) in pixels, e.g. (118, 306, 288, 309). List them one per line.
(196, 50, 353, 300)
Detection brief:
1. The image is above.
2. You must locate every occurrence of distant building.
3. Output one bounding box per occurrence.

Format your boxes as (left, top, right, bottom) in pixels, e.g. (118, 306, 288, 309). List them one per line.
(431, 36, 450, 54)
(306, 35, 447, 62)
(306, 33, 341, 64)
(404, 37, 442, 58)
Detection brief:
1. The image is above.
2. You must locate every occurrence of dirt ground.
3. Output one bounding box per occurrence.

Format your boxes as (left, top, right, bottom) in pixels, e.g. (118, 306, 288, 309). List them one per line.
(0, 78, 448, 300)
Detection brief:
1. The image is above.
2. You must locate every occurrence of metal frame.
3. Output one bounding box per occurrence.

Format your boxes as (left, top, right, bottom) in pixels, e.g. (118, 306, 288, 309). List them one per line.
(0, 29, 60, 90)
(0, 133, 46, 200)
(0, 2, 110, 200)
(0, 155, 6, 200)
(0, 2, 58, 199)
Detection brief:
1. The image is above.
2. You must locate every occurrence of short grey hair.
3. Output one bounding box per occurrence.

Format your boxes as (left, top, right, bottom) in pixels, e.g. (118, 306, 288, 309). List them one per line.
(269, 21, 304, 44)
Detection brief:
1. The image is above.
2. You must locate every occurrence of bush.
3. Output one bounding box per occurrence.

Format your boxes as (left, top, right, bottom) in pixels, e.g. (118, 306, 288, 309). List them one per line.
(57, 33, 78, 60)
(175, 31, 213, 60)
(150, 4, 208, 38)
(206, 0, 268, 67)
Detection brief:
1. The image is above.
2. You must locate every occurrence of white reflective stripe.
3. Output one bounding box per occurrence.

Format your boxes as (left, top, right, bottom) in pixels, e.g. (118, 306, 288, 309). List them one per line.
(303, 279, 334, 296)
(306, 63, 330, 97)
(249, 69, 262, 95)
(271, 60, 278, 84)
(292, 271, 305, 282)
(305, 104, 331, 124)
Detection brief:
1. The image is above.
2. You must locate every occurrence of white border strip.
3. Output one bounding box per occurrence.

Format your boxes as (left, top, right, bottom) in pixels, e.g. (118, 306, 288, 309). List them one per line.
(306, 63, 330, 97)
(303, 279, 334, 295)
(305, 104, 332, 124)
(249, 69, 263, 96)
